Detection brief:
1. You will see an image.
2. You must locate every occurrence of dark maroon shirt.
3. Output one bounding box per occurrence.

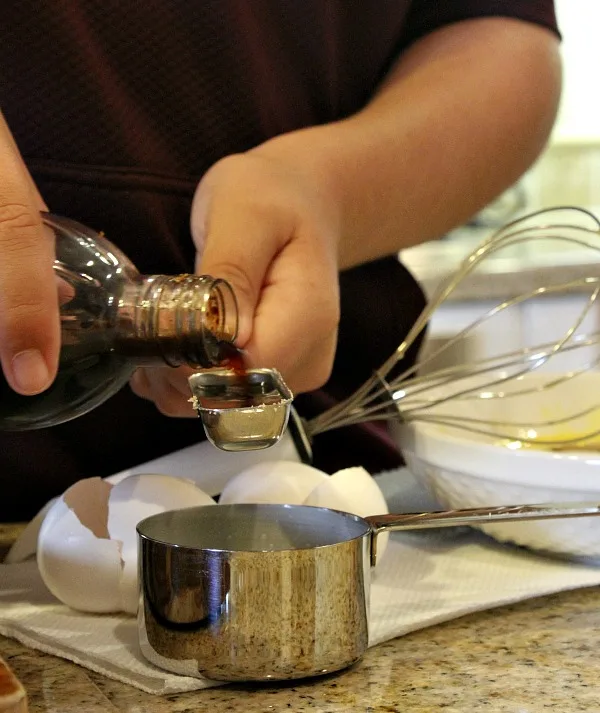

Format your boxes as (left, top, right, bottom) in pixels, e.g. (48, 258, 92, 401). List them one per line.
(0, 1, 558, 520)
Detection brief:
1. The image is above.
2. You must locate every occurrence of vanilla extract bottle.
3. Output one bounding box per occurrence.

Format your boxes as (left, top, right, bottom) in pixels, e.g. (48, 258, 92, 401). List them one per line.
(0, 214, 238, 431)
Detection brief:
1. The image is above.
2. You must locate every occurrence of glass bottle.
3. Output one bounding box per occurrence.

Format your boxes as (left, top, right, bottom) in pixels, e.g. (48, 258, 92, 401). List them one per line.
(0, 213, 238, 431)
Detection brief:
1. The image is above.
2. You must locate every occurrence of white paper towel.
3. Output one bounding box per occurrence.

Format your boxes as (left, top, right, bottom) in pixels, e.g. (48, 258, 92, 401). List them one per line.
(2, 467, 600, 695)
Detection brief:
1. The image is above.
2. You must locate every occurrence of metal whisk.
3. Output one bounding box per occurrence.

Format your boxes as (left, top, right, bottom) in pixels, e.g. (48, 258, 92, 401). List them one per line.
(297, 206, 600, 455)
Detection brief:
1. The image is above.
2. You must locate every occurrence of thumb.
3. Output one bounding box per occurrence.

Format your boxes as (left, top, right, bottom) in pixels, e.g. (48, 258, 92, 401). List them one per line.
(191, 182, 292, 350)
(0, 118, 59, 394)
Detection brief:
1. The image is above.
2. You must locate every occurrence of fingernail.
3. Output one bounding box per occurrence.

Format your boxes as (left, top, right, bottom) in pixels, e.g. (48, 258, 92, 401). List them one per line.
(11, 349, 51, 394)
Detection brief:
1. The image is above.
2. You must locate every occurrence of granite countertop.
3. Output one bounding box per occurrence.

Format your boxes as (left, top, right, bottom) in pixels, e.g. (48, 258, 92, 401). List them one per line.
(3, 487, 600, 711)
(399, 212, 600, 302)
(1, 586, 599, 712)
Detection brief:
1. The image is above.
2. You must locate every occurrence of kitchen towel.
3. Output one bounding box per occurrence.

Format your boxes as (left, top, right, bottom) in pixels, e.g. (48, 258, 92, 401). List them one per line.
(2, 468, 600, 695)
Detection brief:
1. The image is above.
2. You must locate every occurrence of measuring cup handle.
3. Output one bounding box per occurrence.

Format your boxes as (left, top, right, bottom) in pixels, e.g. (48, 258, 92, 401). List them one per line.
(364, 501, 600, 566)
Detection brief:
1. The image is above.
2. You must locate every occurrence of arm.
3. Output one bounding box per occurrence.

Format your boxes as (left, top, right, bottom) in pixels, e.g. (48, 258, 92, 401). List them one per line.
(137, 17, 563, 408)
(0, 16, 560, 410)
(255, 17, 562, 268)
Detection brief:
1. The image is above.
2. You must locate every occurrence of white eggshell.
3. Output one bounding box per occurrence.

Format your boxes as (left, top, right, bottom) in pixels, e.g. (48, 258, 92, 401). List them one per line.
(5, 497, 57, 564)
(304, 467, 390, 564)
(219, 461, 329, 505)
(37, 479, 122, 613)
(107, 474, 216, 614)
(104, 429, 301, 496)
(37, 474, 216, 615)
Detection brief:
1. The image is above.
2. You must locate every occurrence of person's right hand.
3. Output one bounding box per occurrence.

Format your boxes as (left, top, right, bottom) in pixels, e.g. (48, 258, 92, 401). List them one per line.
(0, 114, 58, 395)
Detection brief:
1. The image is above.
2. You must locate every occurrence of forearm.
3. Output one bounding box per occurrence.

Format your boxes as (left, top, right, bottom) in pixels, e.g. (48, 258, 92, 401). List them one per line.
(256, 17, 562, 269)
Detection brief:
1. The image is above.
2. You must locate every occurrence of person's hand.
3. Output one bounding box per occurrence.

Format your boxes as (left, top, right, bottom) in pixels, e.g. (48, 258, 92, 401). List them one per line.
(0, 114, 58, 396)
(129, 141, 342, 417)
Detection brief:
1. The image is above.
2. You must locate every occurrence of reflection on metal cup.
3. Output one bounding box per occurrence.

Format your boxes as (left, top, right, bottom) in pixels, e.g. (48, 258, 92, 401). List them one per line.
(137, 504, 370, 681)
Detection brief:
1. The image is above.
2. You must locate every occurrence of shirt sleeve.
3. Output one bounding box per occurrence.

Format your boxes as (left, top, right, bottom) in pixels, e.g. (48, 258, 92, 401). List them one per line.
(400, 0, 559, 47)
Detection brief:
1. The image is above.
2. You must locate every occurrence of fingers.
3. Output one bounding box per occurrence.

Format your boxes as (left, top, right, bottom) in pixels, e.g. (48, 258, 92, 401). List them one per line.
(250, 289, 338, 392)
(0, 116, 59, 394)
(129, 368, 198, 418)
(191, 153, 341, 395)
(244, 236, 340, 392)
(191, 155, 295, 348)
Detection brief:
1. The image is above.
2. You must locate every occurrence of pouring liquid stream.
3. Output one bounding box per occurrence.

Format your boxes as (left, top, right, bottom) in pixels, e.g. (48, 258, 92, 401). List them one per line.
(210, 342, 282, 409)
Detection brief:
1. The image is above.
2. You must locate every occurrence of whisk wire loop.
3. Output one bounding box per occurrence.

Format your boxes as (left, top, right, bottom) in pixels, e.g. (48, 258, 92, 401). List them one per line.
(305, 207, 600, 450)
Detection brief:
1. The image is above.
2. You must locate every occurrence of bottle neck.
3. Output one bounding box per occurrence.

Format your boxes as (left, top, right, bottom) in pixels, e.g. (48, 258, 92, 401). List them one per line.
(115, 275, 238, 368)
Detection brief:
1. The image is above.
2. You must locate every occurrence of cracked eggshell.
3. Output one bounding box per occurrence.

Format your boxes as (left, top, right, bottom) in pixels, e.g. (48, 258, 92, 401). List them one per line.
(5, 497, 57, 564)
(107, 474, 215, 614)
(218, 461, 329, 505)
(37, 478, 122, 613)
(37, 474, 216, 615)
(304, 467, 390, 564)
(3, 470, 182, 564)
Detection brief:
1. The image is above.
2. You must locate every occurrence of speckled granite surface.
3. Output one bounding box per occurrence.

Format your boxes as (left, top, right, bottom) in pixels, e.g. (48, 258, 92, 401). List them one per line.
(4, 480, 600, 710)
(1, 584, 599, 711)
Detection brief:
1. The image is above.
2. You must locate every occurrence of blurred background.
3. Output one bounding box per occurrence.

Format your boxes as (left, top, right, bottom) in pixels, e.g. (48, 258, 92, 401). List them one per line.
(399, 0, 600, 375)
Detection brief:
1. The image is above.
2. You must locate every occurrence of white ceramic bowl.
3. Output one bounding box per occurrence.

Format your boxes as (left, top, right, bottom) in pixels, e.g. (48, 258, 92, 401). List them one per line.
(393, 370, 600, 558)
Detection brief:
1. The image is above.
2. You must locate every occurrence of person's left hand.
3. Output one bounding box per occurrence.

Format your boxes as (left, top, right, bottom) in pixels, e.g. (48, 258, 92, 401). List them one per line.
(129, 138, 342, 417)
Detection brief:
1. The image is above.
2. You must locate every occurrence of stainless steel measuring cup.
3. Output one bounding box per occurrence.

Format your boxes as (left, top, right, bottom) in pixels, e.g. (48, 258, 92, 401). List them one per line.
(136, 501, 600, 682)
(188, 368, 293, 451)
